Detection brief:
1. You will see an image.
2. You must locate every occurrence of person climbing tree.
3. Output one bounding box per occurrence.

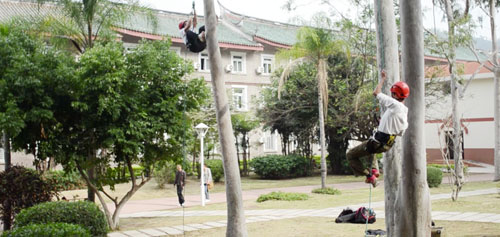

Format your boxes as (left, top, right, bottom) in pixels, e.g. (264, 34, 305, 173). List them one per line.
(178, 3, 206, 53)
(346, 70, 409, 187)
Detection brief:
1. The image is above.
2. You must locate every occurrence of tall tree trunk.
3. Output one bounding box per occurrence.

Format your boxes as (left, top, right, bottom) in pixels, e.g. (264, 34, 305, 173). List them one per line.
(203, 1, 248, 236)
(327, 130, 349, 174)
(395, 0, 432, 235)
(489, 0, 500, 181)
(87, 151, 96, 202)
(317, 63, 328, 189)
(374, 0, 401, 235)
(443, 0, 465, 200)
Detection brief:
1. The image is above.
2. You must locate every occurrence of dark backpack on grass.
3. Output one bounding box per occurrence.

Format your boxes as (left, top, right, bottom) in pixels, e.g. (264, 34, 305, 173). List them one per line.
(335, 207, 376, 224)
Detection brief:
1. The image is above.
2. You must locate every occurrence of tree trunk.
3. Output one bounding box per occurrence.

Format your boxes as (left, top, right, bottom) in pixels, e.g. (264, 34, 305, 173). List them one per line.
(374, 0, 401, 235)
(395, 0, 432, 235)
(242, 134, 248, 176)
(489, 0, 500, 181)
(2, 132, 12, 231)
(327, 130, 349, 174)
(87, 150, 96, 202)
(317, 66, 327, 189)
(3, 133, 10, 170)
(442, 0, 465, 200)
(203, 1, 248, 236)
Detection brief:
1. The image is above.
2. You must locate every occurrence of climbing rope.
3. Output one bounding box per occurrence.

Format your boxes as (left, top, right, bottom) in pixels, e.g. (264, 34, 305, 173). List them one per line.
(364, 183, 373, 236)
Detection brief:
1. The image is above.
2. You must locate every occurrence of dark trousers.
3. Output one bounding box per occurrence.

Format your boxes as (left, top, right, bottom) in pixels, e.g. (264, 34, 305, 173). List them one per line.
(176, 185, 184, 205)
(346, 140, 389, 176)
(186, 26, 206, 53)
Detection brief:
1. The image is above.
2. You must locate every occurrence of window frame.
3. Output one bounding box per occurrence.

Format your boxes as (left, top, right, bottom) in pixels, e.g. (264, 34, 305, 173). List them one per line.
(198, 52, 210, 72)
(261, 54, 274, 75)
(231, 85, 248, 111)
(230, 52, 246, 74)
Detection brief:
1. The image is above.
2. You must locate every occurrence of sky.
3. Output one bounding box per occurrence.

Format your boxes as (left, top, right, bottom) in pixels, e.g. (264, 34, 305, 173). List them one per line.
(139, 0, 497, 39)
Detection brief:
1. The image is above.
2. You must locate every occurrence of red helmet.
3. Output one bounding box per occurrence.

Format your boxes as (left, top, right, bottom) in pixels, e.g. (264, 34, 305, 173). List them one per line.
(390, 81, 410, 99)
(178, 21, 186, 29)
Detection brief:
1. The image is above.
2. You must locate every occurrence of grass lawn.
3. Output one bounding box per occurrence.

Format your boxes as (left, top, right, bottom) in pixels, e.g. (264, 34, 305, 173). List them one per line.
(113, 180, 500, 235)
(183, 217, 500, 237)
(59, 173, 363, 202)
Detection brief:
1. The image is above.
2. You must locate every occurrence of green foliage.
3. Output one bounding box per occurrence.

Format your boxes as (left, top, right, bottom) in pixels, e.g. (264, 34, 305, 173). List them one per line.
(2, 223, 91, 237)
(0, 166, 56, 229)
(14, 201, 108, 236)
(428, 163, 468, 173)
(311, 187, 341, 195)
(104, 165, 145, 185)
(256, 191, 309, 203)
(153, 161, 176, 189)
(43, 170, 86, 191)
(205, 159, 224, 182)
(250, 155, 312, 179)
(427, 166, 443, 188)
(0, 26, 76, 161)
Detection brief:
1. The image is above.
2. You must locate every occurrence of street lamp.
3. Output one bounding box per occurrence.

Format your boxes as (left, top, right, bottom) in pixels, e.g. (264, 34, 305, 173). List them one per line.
(195, 123, 209, 207)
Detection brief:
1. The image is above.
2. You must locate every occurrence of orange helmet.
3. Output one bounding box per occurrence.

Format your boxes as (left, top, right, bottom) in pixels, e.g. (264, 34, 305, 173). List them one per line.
(390, 81, 410, 99)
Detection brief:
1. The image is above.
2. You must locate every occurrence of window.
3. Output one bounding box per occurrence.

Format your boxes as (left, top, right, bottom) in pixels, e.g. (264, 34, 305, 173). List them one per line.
(261, 54, 274, 75)
(232, 86, 247, 111)
(199, 53, 210, 72)
(231, 52, 246, 73)
(264, 131, 277, 151)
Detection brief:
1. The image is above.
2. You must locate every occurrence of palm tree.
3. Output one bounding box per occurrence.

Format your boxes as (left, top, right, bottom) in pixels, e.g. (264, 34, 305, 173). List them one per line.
(278, 23, 342, 189)
(36, 0, 156, 53)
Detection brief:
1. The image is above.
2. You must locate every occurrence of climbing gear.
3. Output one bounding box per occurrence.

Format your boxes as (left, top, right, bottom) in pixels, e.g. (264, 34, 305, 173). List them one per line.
(365, 175, 377, 187)
(366, 131, 395, 154)
(371, 168, 380, 178)
(335, 207, 376, 224)
(390, 81, 410, 99)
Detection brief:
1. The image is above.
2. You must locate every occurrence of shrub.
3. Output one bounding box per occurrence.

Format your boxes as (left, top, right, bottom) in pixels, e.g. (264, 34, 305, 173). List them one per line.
(427, 166, 443, 188)
(257, 192, 309, 203)
(311, 187, 341, 195)
(14, 201, 108, 236)
(428, 163, 468, 173)
(0, 166, 56, 230)
(250, 154, 311, 179)
(2, 223, 90, 237)
(153, 161, 176, 189)
(205, 159, 224, 182)
(43, 170, 86, 191)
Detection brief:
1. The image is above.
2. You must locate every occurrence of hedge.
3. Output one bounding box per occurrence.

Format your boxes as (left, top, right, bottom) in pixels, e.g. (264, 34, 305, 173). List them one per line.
(250, 154, 311, 179)
(427, 166, 443, 188)
(2, 223, 90, 237)
(257, 192, 309, 202)
(43, 170, 86, 191)
(14, 201, 108, 236)
(205, 159, 224, 182)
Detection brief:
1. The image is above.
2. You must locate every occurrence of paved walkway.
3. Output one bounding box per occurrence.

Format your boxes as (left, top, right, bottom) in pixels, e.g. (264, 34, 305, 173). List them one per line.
(110, 173, 495, 214)
(109, 188, 500, 237)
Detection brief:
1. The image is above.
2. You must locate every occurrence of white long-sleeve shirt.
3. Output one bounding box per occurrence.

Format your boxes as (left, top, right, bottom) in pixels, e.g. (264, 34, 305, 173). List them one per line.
(377, 93, 408, 136)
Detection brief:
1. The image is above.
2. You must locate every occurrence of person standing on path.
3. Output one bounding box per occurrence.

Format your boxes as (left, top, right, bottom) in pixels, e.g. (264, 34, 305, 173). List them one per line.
(174, 165, 186, 206)
(346, 70, 409, 187)
(203, 164, 213, 202)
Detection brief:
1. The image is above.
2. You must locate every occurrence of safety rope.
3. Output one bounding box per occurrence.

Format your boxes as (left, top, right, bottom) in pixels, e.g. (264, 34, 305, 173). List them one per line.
(364, 183, 372, 236)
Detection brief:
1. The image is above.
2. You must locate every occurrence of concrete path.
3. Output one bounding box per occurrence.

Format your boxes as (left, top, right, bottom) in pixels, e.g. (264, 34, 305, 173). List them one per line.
(109, 188, 500, 237)
(110, 173, 495, 215)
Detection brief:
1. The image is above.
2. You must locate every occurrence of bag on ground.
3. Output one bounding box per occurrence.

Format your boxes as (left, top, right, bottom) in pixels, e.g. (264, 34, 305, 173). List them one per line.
(335, 207, 376, 224)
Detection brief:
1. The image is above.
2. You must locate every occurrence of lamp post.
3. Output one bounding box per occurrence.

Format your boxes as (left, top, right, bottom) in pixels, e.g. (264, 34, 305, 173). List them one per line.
(195, 123, 209, 207)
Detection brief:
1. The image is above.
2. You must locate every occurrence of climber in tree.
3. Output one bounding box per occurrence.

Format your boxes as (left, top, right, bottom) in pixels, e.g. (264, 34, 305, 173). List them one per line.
(178, 6, 206, 53)
(346, 70, 410, 187)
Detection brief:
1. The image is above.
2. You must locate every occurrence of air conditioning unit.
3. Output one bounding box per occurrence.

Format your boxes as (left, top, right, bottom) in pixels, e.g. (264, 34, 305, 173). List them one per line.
(225, 64, 233, 73)
(256, 66, 264, 74)
(258, 137, 265, 144)
(193, 62, 200, 70)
